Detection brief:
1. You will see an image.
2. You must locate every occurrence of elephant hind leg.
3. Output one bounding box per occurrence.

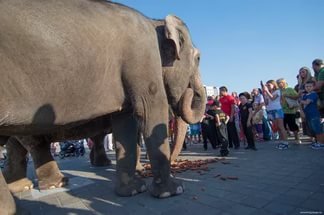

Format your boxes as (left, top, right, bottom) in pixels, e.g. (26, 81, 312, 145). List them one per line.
(24, 137, 68, 190)
(3, 137, 33, 193)
(89, 134, 112, 167)
(149, 178, 184, 198)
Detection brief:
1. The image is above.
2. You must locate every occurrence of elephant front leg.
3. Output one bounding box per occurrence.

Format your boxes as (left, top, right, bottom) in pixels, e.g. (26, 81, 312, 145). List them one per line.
(139, 102, 184, 198)
(144, 123, 184, 198)
(2, 137, 34, 193)
(112, 114, 147, 196)
(24, 137, 68, 190)
(89, 133, 112, 167)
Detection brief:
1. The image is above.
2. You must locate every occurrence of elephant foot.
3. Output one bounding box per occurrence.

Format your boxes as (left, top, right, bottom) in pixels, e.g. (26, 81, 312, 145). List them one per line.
(150, 178, 184, 198)
(115, 176, 147, 197)
(7, 178, 34, 193)
(36, 161, 69, 190)
(38, 174, 69, 190)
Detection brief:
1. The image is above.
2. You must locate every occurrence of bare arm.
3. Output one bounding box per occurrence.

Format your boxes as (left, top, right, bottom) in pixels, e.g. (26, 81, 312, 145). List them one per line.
(300, 99, 312, 106)
(313, 80, 324, 92)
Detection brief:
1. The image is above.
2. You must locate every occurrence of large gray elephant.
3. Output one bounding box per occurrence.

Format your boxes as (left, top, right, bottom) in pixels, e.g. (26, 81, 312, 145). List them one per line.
(0, 0, 206, 213)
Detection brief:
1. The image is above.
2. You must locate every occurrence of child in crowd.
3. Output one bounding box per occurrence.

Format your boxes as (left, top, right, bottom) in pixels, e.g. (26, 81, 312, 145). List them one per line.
(252, 103, 264, 141)
(263, 80, 288, 149)
(239, 92, 257, 150)
(189, 123, 202, 144)
(300, 80, 324, 149)
(210, 100, 230, 156)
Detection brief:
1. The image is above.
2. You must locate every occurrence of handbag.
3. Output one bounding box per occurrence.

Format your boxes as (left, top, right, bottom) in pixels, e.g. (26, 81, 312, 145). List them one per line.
(285, 97, 299, 109)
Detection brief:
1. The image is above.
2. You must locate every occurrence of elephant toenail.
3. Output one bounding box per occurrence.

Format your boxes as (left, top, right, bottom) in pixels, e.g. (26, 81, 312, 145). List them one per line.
(131, 190, 138, 196)
(176, 186, 184, 194)
(160, 192, 171, 198)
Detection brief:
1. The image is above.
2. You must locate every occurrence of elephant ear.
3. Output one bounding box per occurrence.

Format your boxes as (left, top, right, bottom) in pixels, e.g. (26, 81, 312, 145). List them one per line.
(165, 15, 184, 60)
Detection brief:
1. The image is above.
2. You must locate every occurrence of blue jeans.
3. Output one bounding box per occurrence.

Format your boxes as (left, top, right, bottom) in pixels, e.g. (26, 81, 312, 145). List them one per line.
(306, 117, 322, 135)
(267, 109, 284, 120)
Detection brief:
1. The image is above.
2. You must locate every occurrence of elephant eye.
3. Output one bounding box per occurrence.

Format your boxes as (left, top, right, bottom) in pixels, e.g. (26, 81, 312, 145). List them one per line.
(178, 32, 184, 48)
(196, 55, 200, 65)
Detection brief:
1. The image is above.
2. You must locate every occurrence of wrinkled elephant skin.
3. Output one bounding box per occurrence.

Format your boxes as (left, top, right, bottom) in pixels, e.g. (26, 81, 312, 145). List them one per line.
(0, 0, 206, 212)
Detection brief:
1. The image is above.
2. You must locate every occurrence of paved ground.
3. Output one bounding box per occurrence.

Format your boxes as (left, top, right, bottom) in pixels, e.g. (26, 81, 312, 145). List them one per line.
(11, 138, 324, 215)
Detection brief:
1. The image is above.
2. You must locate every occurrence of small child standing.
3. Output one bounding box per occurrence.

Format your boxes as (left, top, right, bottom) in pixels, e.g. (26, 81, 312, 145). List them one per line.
(239, 92, 257, 150)
(300, 80, 324, 149)
(252, 103, 264, 141)
(189, 123, 202, 144)
(210, 100, 230, 156)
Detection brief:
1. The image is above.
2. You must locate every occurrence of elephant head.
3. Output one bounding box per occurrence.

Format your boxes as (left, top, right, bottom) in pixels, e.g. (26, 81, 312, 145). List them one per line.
(155, 15, 206, 161)
(158, 15, 206, 124)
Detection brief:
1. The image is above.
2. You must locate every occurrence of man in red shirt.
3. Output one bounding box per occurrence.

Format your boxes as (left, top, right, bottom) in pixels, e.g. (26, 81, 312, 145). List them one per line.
(219, 86, 240, 149)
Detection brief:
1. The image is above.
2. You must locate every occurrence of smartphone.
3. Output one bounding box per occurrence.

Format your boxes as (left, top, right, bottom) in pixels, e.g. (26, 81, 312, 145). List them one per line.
(260, 80, 264, 88)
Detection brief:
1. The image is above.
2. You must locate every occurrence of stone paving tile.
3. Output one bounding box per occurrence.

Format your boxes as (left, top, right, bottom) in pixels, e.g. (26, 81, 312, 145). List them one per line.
(160, 199, 222, 215)
(249, 209, 275, 215)
(56, 192, 83, 207)
(10, 141, 324, 214)
(263, 200, 296, 215)
(301, 197, 324, 211)
(240, 195, 270, 209)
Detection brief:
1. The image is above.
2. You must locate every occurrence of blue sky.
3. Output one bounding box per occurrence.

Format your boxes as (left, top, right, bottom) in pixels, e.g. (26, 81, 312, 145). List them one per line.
(114, 0, 324, 94)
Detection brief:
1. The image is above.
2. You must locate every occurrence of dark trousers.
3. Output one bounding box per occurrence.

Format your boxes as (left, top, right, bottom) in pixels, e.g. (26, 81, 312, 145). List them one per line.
(227, 120, 240, 148)
(216, 123, 229, 152)
(242, 122, 255, 148)
(201, 122, 217, 149)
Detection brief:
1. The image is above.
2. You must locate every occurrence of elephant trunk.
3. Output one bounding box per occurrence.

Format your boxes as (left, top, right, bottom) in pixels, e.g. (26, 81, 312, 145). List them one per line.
(170, 117, 187, 163)
(179, 73, 206, 124)
(170, 73, 206, 162)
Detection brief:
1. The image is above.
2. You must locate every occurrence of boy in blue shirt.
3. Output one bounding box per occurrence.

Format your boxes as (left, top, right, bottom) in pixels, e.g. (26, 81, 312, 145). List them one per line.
(300, 80, 324, 149)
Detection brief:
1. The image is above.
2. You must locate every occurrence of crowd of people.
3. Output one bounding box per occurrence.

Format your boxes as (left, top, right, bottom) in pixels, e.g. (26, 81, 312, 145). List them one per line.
(181, 58, 324, 156)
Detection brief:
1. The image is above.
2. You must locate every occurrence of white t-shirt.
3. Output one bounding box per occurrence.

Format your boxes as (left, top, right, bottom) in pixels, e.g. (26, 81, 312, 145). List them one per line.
(265, 89, 282, 111)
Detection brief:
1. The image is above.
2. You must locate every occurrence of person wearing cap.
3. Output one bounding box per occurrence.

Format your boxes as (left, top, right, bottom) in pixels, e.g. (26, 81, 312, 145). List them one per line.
(219, 86, 240, 149)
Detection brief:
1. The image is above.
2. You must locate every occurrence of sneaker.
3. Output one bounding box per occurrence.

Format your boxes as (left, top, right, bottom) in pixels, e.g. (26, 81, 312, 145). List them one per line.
(272, 133, 279, 140)
(311, 143, 324, 150)
(311, 142, 318, 147)
(296, 140, 302, 144)
(276, 143, 288, 150)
